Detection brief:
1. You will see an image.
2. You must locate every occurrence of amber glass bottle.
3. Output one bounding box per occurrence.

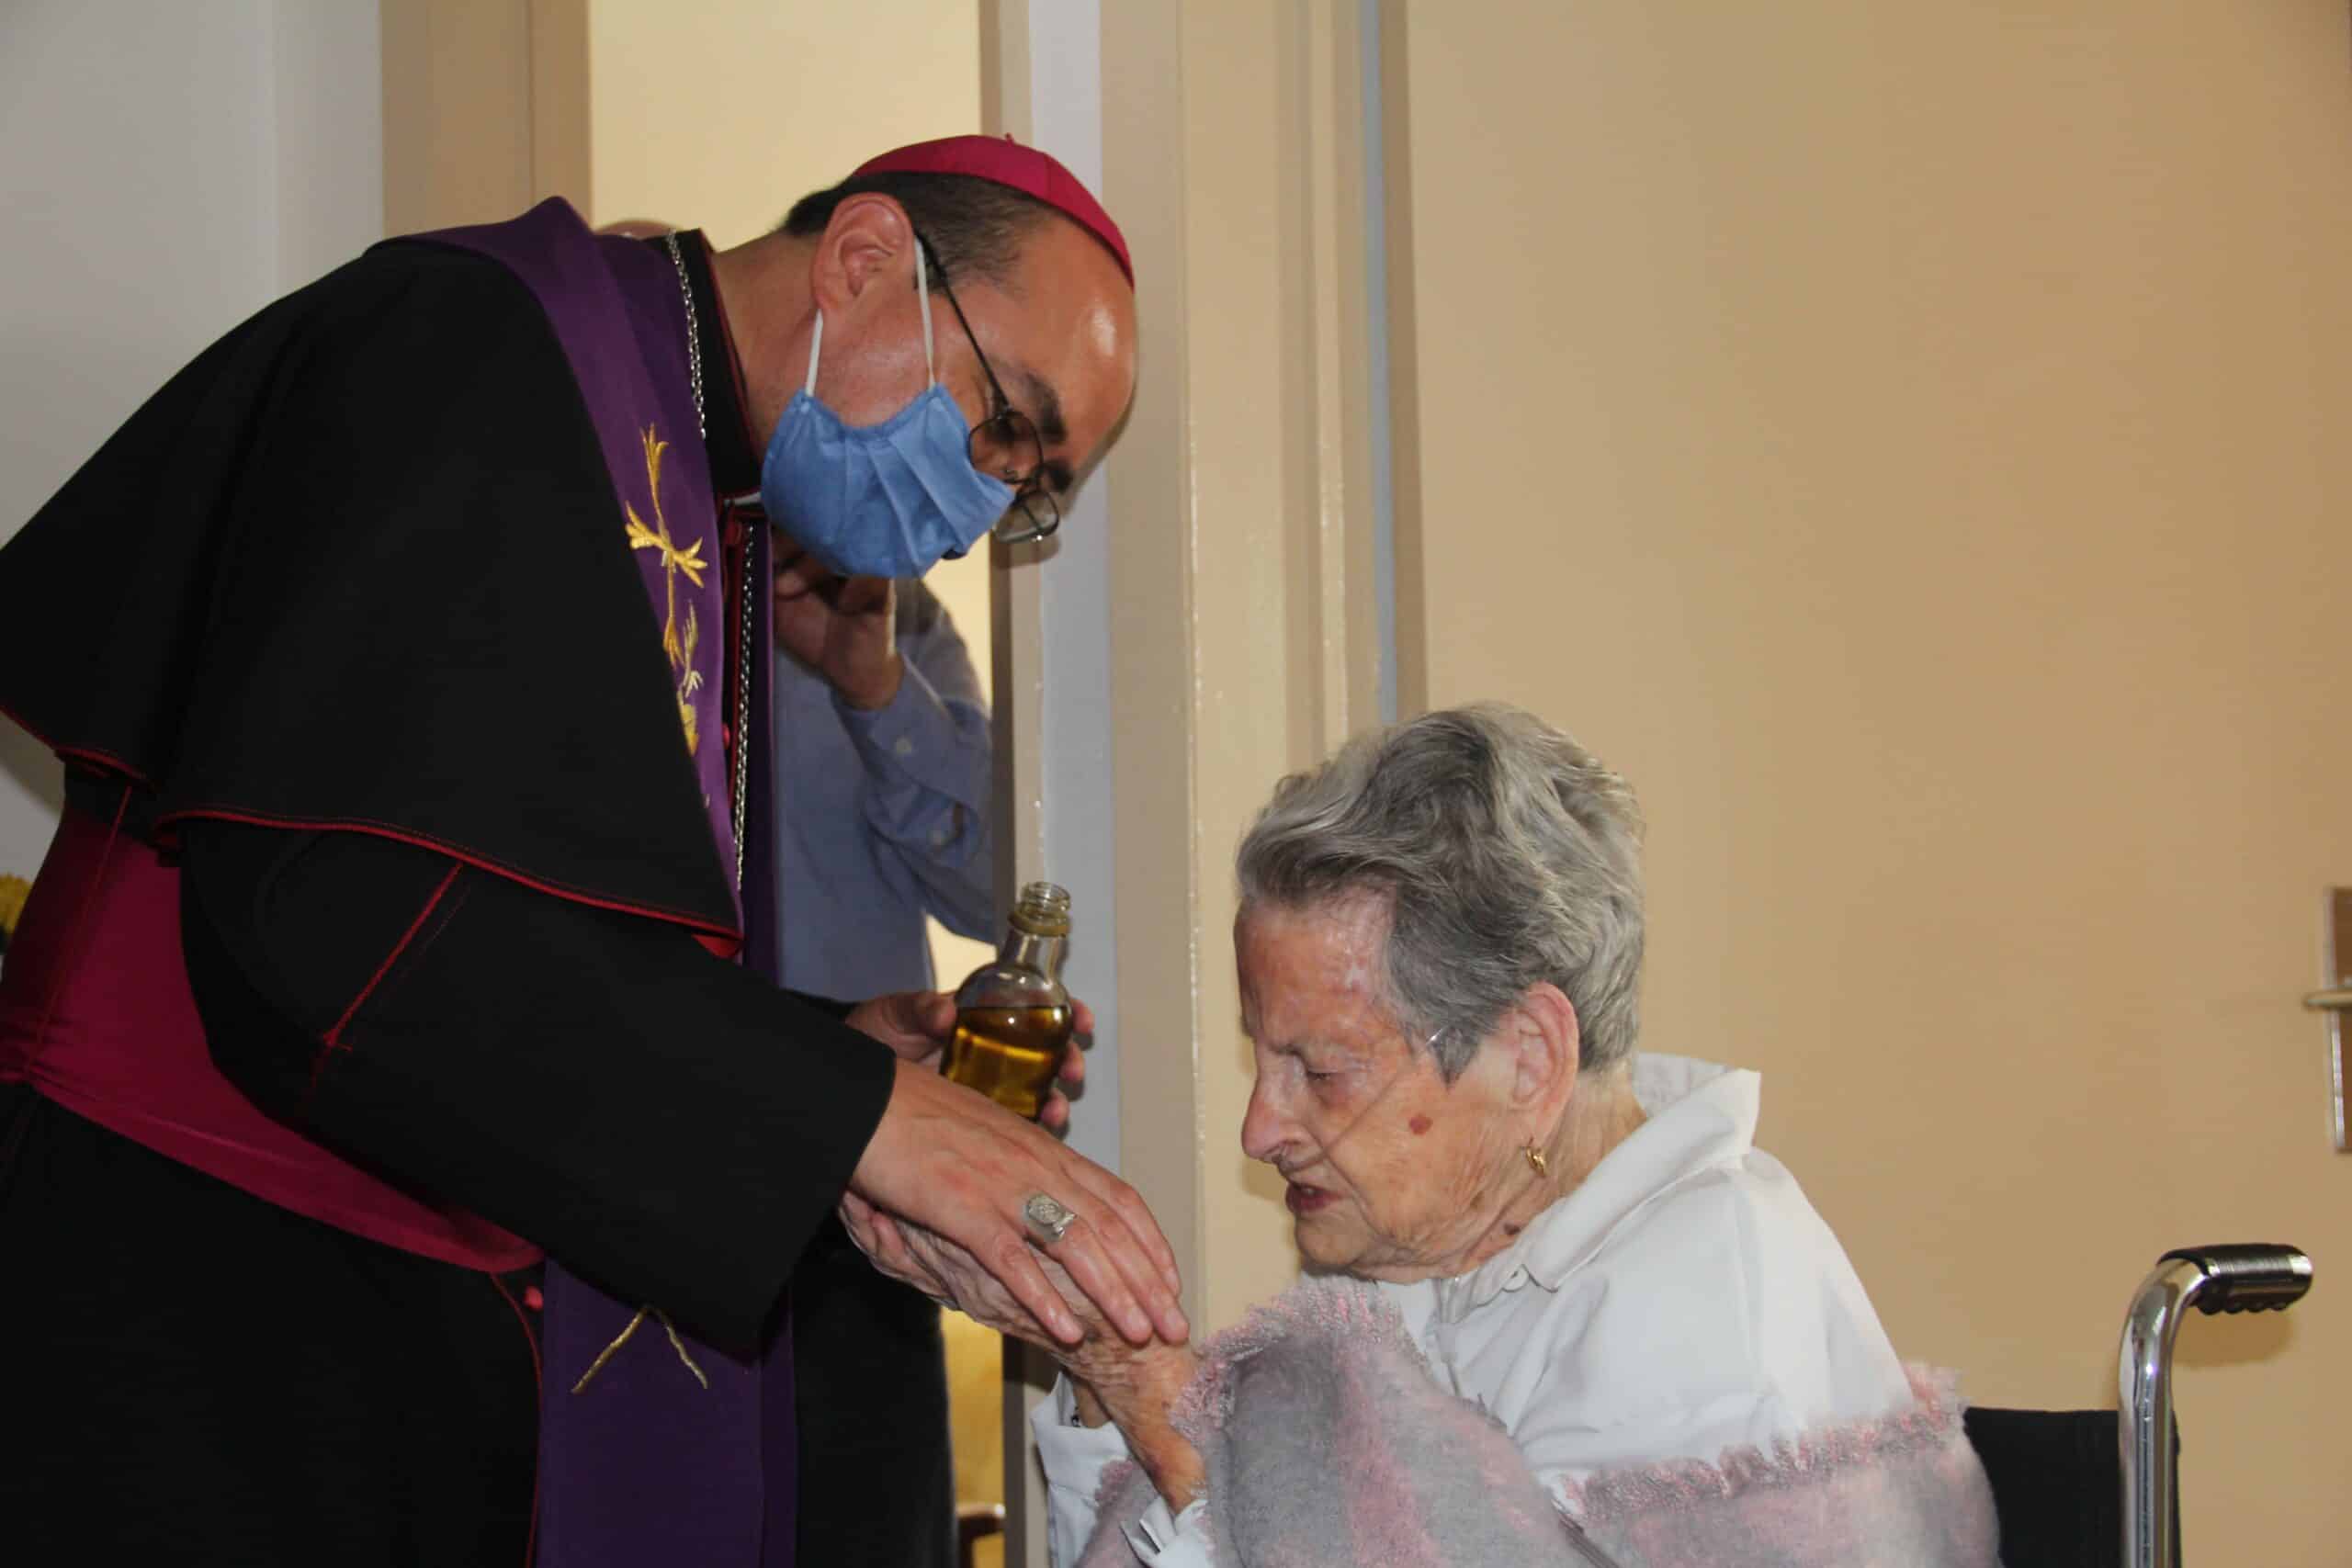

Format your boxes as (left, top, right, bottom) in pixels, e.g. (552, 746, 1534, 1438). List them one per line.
(941, 882, 1074, 1120)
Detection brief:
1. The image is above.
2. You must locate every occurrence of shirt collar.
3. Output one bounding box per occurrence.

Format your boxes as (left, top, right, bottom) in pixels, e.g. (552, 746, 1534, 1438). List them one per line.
(665, 230, 763, 500)
(1429, 1054, 1761, 1321)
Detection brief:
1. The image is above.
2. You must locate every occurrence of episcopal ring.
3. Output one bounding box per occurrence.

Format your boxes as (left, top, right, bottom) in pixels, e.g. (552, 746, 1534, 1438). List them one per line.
(1023, 1192, 1078, 1246)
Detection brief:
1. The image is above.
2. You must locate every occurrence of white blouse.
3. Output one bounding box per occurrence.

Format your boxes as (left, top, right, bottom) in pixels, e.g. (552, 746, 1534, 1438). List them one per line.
(1032, 1055, 1917, 1567)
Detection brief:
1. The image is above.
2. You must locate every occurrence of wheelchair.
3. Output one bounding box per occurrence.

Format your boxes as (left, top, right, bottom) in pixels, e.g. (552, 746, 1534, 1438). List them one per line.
(1963, 1243, 2313, 1568)
(964, 1244, 2310, 1568)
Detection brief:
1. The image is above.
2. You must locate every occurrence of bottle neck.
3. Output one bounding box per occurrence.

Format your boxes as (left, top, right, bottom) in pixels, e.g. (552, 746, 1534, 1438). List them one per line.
(1001, 927, 1068, 981)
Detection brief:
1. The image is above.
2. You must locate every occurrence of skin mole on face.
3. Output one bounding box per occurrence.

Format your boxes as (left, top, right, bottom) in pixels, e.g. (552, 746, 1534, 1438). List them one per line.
(1408, 1113, 1431, 1135)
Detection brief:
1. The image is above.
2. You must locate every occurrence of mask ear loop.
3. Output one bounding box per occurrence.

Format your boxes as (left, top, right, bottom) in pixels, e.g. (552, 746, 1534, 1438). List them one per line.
(914, 237, 938, 385)
(798, 237, 930, 401)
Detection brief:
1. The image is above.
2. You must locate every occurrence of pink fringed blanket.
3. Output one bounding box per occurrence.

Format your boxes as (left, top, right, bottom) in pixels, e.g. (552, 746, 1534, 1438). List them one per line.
(1077, 1280, 2000, 1567)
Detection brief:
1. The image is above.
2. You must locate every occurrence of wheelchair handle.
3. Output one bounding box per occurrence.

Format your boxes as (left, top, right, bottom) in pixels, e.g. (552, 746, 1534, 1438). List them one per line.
(2159, 1244, 2313, 1315)
(2119, 1244, 2312, 1568)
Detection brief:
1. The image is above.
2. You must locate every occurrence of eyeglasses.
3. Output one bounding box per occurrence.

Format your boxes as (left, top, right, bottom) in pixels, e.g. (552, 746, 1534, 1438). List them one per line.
(915, 232, 1060, 547)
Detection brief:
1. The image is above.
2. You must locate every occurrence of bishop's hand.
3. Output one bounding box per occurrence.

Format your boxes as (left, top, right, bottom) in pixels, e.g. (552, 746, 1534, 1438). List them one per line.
(843, 990, 1091, 1134)
(843, 1053, 1188, 1352)
(773, 541, 901, 709)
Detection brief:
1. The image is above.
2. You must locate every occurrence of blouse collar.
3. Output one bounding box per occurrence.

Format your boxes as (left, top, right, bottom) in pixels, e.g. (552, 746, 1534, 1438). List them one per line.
(1427, 1054, 1761, 1322)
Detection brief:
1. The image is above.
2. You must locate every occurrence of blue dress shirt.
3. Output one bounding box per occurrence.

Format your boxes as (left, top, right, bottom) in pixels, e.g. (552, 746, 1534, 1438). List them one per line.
(770, 578, 995, 995)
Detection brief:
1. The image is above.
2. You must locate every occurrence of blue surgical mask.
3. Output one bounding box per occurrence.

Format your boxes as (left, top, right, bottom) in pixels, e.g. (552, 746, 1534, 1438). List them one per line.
(758, 240, 1013, 579)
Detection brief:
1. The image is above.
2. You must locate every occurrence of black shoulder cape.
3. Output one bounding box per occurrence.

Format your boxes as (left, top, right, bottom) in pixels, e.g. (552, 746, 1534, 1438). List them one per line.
(0, 240, 738, 942)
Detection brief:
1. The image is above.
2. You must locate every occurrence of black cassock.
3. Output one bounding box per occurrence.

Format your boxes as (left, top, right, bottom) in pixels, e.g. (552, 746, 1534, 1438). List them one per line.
(0, 235, 908, 1563)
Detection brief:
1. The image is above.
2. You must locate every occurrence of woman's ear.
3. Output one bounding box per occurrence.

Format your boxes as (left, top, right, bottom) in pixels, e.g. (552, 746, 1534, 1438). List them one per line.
(1506, 982, 1580, 1122)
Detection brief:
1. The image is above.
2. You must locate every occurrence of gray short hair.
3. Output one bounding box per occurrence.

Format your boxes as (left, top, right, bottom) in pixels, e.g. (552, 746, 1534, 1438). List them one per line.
(1235, 704, 1645, 1080)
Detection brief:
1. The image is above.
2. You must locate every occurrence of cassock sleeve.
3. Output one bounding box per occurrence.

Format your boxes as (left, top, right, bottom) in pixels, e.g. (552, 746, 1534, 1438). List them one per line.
(178, 815, 894, 1353)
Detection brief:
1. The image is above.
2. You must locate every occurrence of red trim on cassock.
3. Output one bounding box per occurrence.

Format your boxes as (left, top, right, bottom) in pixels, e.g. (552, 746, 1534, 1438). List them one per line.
(310, 861, 463, 1102)
(489, 1272, 544, 1568)
(0, 694, 154, 786)
(0, 694, 741, 960)
(158, 805, 743, 959)
(323, 862, 463, 1052)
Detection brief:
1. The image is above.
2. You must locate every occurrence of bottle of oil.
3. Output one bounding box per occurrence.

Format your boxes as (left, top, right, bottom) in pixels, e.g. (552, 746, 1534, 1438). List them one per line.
(942, 882, 1074, 1120)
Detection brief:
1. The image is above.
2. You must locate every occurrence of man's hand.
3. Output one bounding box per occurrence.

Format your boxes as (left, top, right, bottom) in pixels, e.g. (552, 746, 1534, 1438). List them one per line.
(774, 541, 901, 710)
(843, 990, 1091, 1134)
(842, 1194, 1194, 1378)
(845, 1054, 1189, 1349)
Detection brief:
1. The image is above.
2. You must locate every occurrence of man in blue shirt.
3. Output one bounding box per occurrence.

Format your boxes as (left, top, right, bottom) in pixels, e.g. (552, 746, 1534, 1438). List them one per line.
(772, 541, 993, 1568)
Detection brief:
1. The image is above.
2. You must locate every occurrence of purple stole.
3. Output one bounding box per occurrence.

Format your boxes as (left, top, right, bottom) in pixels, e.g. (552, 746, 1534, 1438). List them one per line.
(421, 198, 790, 1568)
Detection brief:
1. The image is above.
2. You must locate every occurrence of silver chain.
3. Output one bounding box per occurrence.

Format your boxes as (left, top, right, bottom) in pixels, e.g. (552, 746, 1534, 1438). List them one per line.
(730, 519, 752, 896)
(664, 233, 749, 893)
(663, 233, 707, 442)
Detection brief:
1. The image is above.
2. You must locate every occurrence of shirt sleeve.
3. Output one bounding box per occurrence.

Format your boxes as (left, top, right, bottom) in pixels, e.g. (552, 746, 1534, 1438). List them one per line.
(832, 591, 994, 941)
(177, 816, 895, 1355)
(1031, 1377, 1217, 1568)
(1125, 1498, 1214, 1565)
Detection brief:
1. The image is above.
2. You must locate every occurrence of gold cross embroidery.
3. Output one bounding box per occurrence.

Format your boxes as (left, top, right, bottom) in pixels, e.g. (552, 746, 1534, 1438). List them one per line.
(622, 425, 708, 753)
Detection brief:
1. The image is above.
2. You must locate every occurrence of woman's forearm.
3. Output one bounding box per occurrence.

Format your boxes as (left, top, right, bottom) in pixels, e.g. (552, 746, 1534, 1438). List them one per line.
(1092, 1389, 1205, 1511)
(1070, 1348, 1209, 1512)
(1071, 1379, 1114, 1428)
(1125, 1423, 1206, 1513)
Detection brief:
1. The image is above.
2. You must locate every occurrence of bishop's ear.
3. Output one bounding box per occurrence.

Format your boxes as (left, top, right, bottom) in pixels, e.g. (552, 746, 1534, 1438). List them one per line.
(811, 192, 917, 316)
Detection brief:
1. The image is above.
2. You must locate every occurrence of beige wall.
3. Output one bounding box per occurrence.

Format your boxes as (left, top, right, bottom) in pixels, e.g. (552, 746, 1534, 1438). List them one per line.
(1102, 0, 1386, 1334)
(587, 0, 982, 248)
(381, 0, 539, 232)
(1391, 1, 2349, 1554)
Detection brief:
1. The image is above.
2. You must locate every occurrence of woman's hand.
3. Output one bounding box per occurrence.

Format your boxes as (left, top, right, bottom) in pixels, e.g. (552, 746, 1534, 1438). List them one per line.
(841, 1192, 1208, 1506)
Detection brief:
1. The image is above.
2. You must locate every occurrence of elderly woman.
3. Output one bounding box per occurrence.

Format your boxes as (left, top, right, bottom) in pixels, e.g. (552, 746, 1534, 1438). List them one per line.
(851, 705, 1995, 1566)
